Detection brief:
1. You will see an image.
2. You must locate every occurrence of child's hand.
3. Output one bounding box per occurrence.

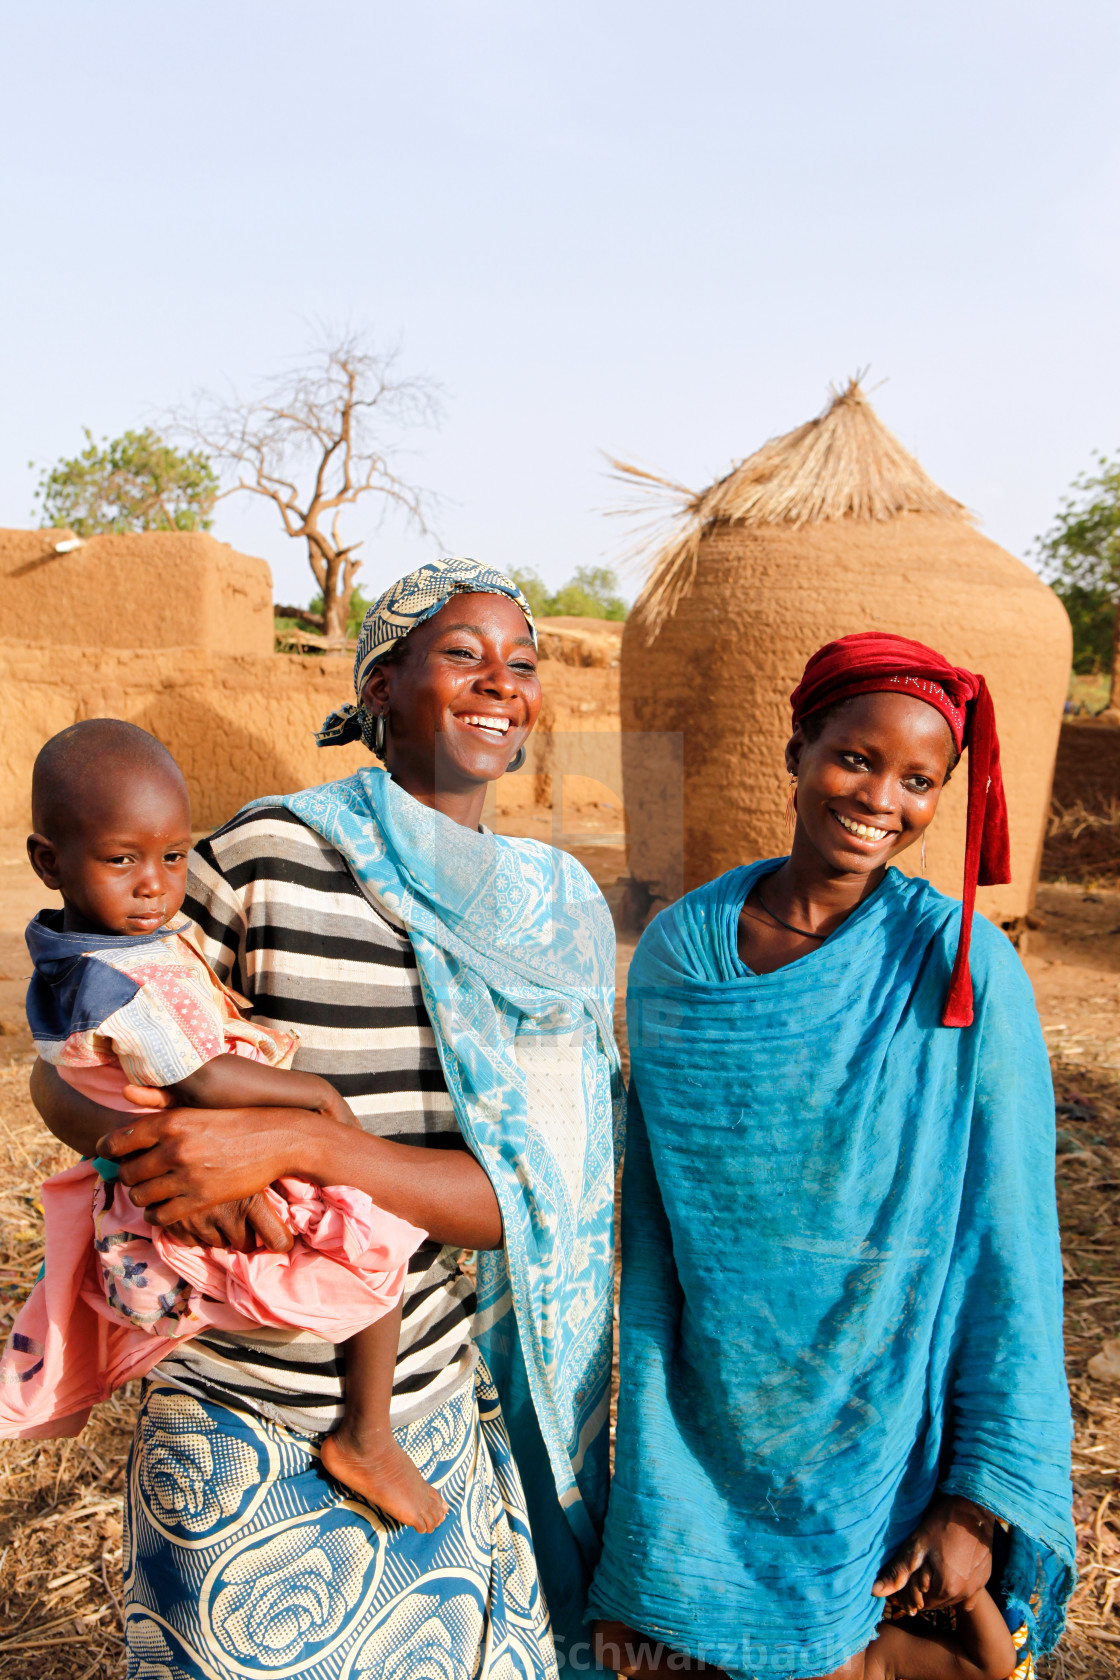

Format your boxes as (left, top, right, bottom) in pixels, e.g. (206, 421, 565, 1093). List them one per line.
(317, 1089, 361, 1130)
(873, 1496, 993, 1613)
(246, 1192, 295, 1251)
(121, 1083, 173, 1109)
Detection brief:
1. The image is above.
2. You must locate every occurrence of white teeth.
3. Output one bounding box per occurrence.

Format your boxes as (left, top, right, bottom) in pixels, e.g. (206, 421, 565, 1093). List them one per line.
(834, 811, 889, 841)
(461, 714, 510, 735)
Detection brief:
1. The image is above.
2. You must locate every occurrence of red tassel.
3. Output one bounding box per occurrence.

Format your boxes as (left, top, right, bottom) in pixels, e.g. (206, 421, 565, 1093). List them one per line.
(939, 679, 1010, 1028)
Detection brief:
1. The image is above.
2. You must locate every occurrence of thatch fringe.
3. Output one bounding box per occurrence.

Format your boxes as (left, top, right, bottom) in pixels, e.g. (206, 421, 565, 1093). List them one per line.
(612, 380, 971, 642)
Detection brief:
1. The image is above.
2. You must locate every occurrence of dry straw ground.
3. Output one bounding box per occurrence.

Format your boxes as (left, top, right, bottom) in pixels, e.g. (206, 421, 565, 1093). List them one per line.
(1047, 1049, 1120, 1679)
(0, 1066, 133, 1679)
(1045, 802, 1120, 885)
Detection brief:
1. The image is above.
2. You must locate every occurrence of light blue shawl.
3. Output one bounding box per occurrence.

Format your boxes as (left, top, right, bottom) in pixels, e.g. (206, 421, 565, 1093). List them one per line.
(271, 770, 624, 1657)
(590, 861, 1074, 1679)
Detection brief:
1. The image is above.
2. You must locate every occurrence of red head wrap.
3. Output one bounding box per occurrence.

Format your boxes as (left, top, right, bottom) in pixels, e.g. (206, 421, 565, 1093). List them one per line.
(789, 632, 1011, 1028)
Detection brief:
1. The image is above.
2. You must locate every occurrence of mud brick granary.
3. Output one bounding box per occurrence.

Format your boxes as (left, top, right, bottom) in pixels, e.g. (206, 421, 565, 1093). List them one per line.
(618, 381, 1071, 929)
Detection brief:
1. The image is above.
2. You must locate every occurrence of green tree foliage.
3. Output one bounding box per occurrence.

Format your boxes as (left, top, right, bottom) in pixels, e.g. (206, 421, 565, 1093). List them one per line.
(1036, 452, 1120, 676)
(34, 428, 218, 536)
(509, 567, 551, 621)
(549, 564, 629, 620)
(510, 564, 629, 621)
(280, 570, 628, 648)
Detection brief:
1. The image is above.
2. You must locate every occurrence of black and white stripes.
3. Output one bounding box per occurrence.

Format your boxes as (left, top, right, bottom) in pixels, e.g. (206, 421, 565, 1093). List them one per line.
(151, 803, 477, 1436)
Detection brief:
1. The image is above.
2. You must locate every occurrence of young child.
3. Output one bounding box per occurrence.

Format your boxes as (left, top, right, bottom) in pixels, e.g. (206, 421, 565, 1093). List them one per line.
(864, 1588, 1019, 1680)
(1, 717, 447, 1534)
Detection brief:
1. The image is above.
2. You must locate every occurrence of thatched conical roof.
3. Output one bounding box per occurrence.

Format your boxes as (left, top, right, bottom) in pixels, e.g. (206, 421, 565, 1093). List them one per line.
(614, 380, 970, 640)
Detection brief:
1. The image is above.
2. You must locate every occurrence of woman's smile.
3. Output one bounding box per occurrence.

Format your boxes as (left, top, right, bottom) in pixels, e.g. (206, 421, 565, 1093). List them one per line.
(455, 712, 513, 738)
(829, 808, 894, 844)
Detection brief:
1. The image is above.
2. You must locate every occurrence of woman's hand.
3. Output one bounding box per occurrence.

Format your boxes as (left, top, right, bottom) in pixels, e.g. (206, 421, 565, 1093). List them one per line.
(31, 1061, 292, 1252)
(163, 1196, 294, 1253)
(872, 1495, 994, 1613)
(96, 1104, 333, 1228)
(99, 1097, 503, 1251)
(119, 1081, 350, 1247)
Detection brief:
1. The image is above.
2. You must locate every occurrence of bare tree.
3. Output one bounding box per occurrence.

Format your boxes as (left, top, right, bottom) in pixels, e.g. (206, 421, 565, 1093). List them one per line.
(182, 335, 441, 641)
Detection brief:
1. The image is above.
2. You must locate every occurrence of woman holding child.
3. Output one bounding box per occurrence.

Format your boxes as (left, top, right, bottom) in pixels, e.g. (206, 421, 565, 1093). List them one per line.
(590, 634, 1075, 1680)
(28, 559, 622, 1680)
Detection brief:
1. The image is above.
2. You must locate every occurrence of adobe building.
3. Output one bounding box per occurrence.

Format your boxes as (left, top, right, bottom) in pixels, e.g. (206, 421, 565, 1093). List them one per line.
(0, 528, 370, 828)
(0, 528, 275, 655)
(0, 530, 624, 832)
(619, 382, 1072, 927)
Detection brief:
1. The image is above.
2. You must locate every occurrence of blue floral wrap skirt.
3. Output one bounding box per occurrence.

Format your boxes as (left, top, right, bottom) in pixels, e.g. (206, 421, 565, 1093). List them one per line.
(123, 1362, 558, 1680)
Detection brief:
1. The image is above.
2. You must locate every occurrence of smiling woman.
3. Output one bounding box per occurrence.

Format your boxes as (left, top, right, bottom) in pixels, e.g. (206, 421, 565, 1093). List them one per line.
(30, 558, 622, 1680)
(590, 632, 1074, 1680)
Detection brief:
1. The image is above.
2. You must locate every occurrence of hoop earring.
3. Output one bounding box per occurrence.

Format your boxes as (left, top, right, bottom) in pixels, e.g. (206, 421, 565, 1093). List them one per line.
(507, 745, 526, 773)
(921, 833, 927, 876)
(373, 712, 387, 757)
(784, 776, 797, 835)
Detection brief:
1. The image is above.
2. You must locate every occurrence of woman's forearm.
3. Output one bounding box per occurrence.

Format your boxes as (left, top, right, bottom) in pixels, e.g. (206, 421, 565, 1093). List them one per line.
(301, 1122, 503, 1251)
(31, 1059, 113, 1156)
(101, 1103, 504, 1252)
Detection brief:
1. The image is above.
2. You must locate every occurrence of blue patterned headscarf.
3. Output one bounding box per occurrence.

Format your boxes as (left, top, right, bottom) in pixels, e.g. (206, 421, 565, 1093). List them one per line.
(317, 557, 538, 751)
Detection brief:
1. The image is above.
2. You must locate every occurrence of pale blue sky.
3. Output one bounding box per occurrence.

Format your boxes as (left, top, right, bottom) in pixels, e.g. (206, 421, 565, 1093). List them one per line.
(1, 1, 1117, 606)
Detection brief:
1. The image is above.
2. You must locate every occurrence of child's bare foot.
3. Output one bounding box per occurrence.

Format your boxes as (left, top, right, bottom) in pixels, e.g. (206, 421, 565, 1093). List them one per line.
(321, 1425, 448, 1533)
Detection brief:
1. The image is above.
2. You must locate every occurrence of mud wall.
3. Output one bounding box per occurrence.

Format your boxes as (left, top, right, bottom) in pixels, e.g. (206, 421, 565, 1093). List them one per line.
(0, 527, 627, 833)
(0, 529, 273, 656)
(0, 642, 625, 832)
(0, 614, 1103, 854)
(0, 644, 366, 828)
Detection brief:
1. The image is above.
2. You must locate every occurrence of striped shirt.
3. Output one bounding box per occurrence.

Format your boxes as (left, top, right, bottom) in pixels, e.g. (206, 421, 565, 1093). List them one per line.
(152, 803, 478, 1435)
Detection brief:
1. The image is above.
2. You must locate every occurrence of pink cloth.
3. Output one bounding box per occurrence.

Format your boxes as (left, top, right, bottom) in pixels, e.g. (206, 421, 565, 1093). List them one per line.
(0, 1161, 426, 1440)
(43, 922, 300, 1088)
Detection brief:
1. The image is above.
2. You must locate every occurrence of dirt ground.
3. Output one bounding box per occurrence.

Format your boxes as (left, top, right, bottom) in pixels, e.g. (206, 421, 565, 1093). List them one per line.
(0, 822, 1118, 1675)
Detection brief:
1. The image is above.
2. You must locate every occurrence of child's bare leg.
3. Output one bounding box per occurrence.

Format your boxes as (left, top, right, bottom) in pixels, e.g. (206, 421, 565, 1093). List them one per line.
(801, 1652, 866, 1680)
(319, 1300, 448, 1533)
(593, 1621, 730, 1679)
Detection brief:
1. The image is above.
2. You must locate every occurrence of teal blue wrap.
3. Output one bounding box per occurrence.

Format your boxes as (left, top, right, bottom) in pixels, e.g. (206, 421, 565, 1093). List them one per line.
(589, 861, 1074, 1679)
(263, 770, 623, 1668)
